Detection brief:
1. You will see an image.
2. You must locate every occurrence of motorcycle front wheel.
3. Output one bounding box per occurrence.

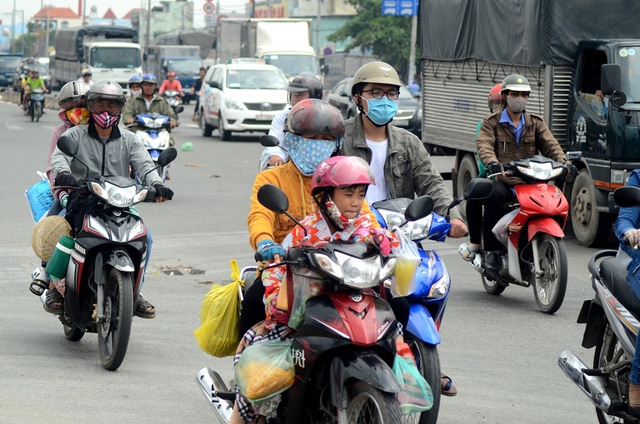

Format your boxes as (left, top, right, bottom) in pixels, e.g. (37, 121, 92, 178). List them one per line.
(532, 234, 568, 314)
(403, 334, 440, 424)
(35, 102, 41, 122)
(594, 323, 631, 424)
(98, 267, 133, 370)
(338, 381, 401, 424)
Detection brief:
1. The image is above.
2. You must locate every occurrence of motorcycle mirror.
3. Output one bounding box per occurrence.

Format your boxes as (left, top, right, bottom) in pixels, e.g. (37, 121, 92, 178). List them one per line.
(404, 195, 434, 222)
(257, 184, 289, 213)
(57, 135, 78, 156)
(463, 178, 494, 200)
(174, 105, 184, 114)
(260, 135, 280, 147)
(157, 147, 178, 167)
(614, 186, 640, 208)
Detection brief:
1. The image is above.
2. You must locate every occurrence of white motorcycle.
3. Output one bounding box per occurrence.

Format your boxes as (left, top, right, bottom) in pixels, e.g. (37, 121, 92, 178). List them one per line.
(130, 112, 178, 182)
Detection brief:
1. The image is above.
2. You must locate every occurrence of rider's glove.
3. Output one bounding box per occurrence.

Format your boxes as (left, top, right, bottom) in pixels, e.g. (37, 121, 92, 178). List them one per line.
(487, 161, 504, 175)
(55, 172, 77, 187)
(153, 184, 174, 200)
(565, 163, 578, 177)
(257, 239, 285, 262)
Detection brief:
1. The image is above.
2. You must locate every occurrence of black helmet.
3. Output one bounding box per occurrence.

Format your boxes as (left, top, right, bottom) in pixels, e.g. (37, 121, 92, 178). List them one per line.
(287, 74, 323, 99)
(86, 80, 126, 114)
(285, 99, 345, 140)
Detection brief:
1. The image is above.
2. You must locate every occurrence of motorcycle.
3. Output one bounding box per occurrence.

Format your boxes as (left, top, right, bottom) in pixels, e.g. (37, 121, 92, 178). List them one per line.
(197, 184, 436, 423)
(559, 185, 640, 423)
(462, 155, 577, 314)
(371, 178, 492, 424)
(28, 88, 45, 122)
(42, 135, 177, 370)
(129, 112, 181, 182)
(162, 89, 183, 119)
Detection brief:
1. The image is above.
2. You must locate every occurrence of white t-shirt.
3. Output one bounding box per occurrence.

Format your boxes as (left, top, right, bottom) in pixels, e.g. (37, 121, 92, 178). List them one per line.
(365, 138, 391, 204)
(144, 94, 156, 110)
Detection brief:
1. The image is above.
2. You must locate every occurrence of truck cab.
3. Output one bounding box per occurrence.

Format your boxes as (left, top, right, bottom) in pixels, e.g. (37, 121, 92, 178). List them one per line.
(85, 42, 143, 92)
(567, 40, 640, 245)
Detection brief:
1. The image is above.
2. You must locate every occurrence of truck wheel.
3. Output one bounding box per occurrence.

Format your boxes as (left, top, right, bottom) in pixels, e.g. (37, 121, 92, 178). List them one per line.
(570, 170, 612, 247)
(200, 111, 213, 137)
(455, 154, 479, 220)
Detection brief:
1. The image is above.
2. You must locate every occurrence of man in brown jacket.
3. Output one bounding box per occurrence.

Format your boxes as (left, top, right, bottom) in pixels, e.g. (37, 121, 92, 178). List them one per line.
(476, 74, 570, 274)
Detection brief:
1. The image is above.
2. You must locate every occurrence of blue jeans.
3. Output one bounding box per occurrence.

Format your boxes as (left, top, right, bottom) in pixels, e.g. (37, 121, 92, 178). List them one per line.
(628, 268, 640, 384)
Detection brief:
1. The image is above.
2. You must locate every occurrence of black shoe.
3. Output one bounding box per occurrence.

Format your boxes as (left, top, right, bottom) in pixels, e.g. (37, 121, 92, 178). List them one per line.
(485, 251, 500, 271)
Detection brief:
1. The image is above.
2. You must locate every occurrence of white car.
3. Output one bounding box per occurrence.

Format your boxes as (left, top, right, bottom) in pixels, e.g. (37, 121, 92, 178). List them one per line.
(199, 59, 289, 140)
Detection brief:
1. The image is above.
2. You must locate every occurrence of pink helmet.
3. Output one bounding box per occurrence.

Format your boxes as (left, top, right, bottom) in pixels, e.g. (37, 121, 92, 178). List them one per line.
(312, 156, 375, 194)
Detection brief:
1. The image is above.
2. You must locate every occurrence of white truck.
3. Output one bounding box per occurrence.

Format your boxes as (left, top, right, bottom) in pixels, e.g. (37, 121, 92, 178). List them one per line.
(50, 26, 143, 92)
(217, 18, 320, 81)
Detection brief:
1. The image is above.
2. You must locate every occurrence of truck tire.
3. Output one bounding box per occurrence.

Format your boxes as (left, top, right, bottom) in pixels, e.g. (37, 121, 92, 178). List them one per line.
(570, 169, 612, 247)
(455, 154, 479, 221)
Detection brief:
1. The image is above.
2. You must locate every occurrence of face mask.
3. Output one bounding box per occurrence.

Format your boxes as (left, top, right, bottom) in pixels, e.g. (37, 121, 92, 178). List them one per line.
(364, 96, 398, 126)
(92, 111, 119, 129)
(324, 195, 358, 230)
(282, 133, 336, 176)
(65, 108, 90, 125)
(130, 89, 141, 97)
(506, 96, 528, 114)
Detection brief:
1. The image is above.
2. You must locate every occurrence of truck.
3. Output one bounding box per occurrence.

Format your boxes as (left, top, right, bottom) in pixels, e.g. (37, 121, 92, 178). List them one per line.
(145, 45, 204, 103)
(50, 26, 143, 92)
(0, 54, 22, 87)
(418, 0, 640, 246)
(322, 53, 378, 91)
(217, 18, 321, 81)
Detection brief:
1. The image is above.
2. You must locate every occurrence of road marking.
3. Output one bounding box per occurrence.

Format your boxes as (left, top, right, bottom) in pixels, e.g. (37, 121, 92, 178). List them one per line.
(6, 124, 21, 131)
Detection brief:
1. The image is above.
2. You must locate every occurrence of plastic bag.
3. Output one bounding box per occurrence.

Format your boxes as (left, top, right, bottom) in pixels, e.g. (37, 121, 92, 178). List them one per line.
(235, 339, 295, 404)
(287, 265, 325, 330)
(492, 208, 520, 246)
(194, 260, 243, 357)
(26, 172, 54, 223)
(393, 348, 433, 414)
(391, 229, 421, 297)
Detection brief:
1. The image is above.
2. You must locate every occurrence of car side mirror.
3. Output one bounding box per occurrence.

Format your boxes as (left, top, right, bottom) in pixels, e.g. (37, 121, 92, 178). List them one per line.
(601, 64, 621, 96)
(209, 81, 220, 89)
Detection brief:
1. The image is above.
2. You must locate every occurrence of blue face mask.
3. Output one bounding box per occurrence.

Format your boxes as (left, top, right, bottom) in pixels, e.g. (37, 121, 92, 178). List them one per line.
(282, 133, 337, 176)
(364, 96, 398, 126)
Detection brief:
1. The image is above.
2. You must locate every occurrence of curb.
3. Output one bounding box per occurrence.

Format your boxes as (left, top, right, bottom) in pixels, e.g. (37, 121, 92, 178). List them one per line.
(0, 88, 59, 110)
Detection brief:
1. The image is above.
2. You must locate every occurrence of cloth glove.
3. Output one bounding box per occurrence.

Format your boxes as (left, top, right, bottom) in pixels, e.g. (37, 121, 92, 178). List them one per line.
(269, 297, 289, 324)
(153, 184, 174, 200)
(257, 239, 285, 262)
(55, 173, 77, 187)
(370, 228, 391, 255)
(625, 229, 640, 249)
(487, 161, 504, 175)
(565, 163, 578, 177)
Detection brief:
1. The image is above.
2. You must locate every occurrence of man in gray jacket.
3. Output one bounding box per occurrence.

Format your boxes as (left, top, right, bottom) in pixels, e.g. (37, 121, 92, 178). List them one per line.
(51, 80, 173, 318)
(340, 61, 467, 238)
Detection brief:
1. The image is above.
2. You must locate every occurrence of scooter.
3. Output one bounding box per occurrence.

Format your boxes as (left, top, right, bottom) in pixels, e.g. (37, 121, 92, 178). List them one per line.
(28, 88, 45, 122)
(463, 155, 576, 314)
(42, 135, 177, 370)
(130, 112, 180, 182)
(162, 89, 183, 119)
(559, 186, 640, 423)
(371, 178, 493, 424)
(197, 184, 435, 423)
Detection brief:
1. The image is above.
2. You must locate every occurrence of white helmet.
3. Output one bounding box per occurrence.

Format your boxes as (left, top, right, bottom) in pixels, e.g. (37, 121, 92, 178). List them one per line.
(58, 81, 90, 109)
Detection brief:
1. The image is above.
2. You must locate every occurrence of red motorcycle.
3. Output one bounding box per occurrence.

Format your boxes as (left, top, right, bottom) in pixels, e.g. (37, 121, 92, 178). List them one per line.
(464, 155, 576, 314)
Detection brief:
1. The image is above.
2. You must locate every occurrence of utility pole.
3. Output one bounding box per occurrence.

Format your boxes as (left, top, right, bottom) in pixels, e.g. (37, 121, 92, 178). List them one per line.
(146, 0, 151, 50)
(408, 14, 417, 85)
(40, 0, 44, 56)
(316, 0, 322, 56)
(11, 0, 16, 54)
(20, 10, 24, 54)
(82, 0, 86, 26)
(45, 5, 50, 56)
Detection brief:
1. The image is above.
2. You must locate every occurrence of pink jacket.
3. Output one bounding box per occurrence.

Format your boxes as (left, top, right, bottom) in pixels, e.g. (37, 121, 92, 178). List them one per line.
(47, 109, 74, 193)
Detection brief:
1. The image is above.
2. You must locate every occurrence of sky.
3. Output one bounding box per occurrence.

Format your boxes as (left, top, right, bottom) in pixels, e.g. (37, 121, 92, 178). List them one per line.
(0, 0, 248, 29)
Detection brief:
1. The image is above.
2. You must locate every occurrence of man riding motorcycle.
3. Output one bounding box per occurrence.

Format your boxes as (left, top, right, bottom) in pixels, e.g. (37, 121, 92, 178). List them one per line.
(50, 80, 174, 318)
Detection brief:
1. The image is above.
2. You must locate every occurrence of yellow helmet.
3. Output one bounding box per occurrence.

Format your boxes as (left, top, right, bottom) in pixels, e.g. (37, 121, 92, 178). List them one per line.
(351, 61, 401, 97)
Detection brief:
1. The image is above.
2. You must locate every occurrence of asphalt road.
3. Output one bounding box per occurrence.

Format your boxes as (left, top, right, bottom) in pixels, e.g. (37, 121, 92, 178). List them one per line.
(0, 96, 614, 423)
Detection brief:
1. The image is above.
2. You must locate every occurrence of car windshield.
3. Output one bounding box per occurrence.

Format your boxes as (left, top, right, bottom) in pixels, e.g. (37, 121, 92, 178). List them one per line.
(262, 54, 319, 77)
(166, 58, 203, 74)
(617, 46, 640, 103)
(32, 63, 48, 75)
(0, 56, 22, 70)
(399, 84, 414, 100)
(90, 47, 141, 69)
(225, 69, 287, 89)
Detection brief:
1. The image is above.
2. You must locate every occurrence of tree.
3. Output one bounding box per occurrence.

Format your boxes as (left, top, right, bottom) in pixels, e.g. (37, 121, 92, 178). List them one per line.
(328, 0, 411, 78)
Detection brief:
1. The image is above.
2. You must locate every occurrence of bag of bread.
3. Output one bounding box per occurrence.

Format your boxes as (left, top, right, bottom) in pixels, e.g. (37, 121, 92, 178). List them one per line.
(235, 339, 295, 404)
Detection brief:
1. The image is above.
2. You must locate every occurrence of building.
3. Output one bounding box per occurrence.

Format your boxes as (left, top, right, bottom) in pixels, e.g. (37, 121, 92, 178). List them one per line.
(136, 0, 195, 48)
(31, 7, 83, 29)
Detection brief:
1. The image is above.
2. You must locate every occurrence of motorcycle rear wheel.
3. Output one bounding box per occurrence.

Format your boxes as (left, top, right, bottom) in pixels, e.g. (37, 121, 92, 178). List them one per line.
(481, 275, 507, 295)
(98, 268, 133, 370)
(63, 324, 84, 341)
(594, 323, 631, 424)
(532, 234, 568, 314)
(403, 334, 440, 424)
(338, 381, 401, 424)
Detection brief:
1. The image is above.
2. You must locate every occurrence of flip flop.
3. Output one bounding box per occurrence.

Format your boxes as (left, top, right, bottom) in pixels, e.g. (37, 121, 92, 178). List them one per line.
(461, 244, 480, 262)
(441, 373, 457, 397)
(43, 288, 64, 315)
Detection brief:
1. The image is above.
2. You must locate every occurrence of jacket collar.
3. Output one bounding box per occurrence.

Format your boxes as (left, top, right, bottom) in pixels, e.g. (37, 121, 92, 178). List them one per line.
(353, 113, 399, 154)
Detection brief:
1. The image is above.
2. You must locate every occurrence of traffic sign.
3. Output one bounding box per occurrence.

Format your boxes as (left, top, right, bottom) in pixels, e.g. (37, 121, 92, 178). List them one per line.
(203, 2, 215, 14)
(381, 0, 418, 16)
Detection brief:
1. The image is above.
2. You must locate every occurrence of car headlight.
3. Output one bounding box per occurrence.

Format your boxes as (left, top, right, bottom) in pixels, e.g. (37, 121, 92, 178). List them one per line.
(225, 98, 245, 110)
(517, 162, 563, 180)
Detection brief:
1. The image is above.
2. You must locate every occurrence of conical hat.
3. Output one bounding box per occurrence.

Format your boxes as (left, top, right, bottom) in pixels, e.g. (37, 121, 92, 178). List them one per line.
(31, 216, 72, 262)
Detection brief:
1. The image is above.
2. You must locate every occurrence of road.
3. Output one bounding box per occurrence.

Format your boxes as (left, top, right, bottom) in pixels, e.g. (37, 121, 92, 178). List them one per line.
(0, 97, 614, 423)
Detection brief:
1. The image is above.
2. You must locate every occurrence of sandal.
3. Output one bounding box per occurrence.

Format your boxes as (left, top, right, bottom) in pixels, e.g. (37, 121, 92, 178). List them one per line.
(135, 294, 156, 319)
(461, 243, 481, 262)
(30, 279, 49, 296)
(441, 373, 457, 397)
(43, 288, 64, 315)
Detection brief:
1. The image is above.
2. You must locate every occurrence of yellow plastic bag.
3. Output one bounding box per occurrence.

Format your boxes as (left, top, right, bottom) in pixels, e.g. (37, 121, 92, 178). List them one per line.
(194, 260, 244, 357)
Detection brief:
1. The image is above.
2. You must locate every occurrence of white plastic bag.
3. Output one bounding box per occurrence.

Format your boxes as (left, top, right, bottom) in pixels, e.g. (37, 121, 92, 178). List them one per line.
(491, 208, 520, 246)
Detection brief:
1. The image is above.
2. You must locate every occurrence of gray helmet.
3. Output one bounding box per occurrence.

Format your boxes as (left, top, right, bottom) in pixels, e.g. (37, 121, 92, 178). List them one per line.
(500, 74, 531, 94)
(58, 81, 90, 109)
(86, 80, 126, 114)
(287, 74, 323, 99)
(351, 61, 401, 97)
(285, 99, 345, 139)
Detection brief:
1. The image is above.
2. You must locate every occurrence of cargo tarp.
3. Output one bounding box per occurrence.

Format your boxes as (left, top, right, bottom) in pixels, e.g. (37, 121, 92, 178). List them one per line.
(55, 26, 138, 62)
(419, 0, 640, 66)
(154, 31, 216, 59)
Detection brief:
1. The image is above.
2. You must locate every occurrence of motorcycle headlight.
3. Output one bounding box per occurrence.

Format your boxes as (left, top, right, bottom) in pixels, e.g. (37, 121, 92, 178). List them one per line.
(312, 252, 384, 289)
(225, 98, 245, 110)
(517, 162, 563, 180)
(90, 181, 147, 207)
(377, 210, 405, 230)
(376, 209, 433, 241)
(380, 257, 397, 281)
(312, 252, 343, 280)
(427, 273, 451, 299)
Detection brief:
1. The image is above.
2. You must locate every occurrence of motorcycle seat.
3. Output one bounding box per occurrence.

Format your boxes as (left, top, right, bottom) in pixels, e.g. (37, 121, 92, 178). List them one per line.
(600, 258, 640, 316)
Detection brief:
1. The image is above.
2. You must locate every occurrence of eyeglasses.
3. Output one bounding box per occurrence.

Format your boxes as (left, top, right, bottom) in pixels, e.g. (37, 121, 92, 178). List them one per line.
(93, 100, 121, 113)
(361, 88, 400, 100)
(508, 91, 530, 98)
